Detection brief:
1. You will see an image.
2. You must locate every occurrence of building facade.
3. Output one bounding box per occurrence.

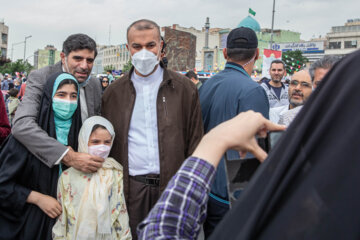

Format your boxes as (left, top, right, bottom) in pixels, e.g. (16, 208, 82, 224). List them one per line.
(325, 19, 360, 56)
(162, 22, 230, 71)
(93, 45, 107, 75)
(33, 45, 61, 69)
(163, 27, 196, 71)
(102, 44, 130, 72)
(0, 20, 9, 60)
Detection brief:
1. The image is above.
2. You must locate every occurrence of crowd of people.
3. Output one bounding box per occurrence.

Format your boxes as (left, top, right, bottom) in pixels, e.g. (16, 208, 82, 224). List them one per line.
(0, 18, 357, 240)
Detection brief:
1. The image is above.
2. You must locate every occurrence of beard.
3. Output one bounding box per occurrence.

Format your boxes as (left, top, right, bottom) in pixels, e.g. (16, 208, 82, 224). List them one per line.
(272, 79, 281, 83)
(289, 98, 304, 107)
(289, 90, 304, 107)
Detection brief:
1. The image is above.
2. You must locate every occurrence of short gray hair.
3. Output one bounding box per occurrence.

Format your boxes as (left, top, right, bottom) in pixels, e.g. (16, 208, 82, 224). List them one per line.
(127, 19, 161, 42)
(309, 55, 340, 82)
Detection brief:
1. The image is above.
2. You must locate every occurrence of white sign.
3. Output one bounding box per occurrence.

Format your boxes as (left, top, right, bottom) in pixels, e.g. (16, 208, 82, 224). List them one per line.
(271, 41, 324, 53)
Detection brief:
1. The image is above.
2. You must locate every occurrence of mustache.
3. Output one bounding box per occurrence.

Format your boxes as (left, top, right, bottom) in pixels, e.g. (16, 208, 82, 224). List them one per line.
(75, 67, 90, 74)
(291, 89, 303, 97)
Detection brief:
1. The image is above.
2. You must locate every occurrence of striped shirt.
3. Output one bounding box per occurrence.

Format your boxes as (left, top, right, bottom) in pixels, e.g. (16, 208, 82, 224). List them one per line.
(138, 157, 216, 239)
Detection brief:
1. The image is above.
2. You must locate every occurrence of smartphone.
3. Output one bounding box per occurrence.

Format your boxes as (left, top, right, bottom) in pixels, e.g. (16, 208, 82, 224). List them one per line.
(224, 130, 285, 207)
(267, 130, 285, 152)
(257, 130, 285, 153)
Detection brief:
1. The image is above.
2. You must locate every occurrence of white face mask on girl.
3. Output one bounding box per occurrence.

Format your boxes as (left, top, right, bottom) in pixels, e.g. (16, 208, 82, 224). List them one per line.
(88, 144, 111, 159)
(131, 49, 160, 76)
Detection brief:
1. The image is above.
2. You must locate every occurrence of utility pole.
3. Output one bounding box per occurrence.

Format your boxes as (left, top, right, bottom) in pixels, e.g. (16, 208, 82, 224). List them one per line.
(108, 25, 111, 45)
(23, 35, 32, 62)
(11, 41, 24, 60)
(270, 0, 276, 49)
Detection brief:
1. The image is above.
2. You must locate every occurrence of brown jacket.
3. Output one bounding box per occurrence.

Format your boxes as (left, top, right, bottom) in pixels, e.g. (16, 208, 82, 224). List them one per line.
(101, 66, 203, 200)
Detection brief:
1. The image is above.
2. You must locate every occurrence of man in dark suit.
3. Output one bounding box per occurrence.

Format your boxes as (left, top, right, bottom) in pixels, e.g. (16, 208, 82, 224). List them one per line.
(12, 34, 104, 172)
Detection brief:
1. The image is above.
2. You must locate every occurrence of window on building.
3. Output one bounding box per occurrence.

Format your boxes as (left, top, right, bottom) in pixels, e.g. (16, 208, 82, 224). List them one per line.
(49, 50, 55, 65)
(1, 48, 6, 57)
(344, 40, 357, 48)
(1, 34, 7, 44)
(329, 41, 341, 49)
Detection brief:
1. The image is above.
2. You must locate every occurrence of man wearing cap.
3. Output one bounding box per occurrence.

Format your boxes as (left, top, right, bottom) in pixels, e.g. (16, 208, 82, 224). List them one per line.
(199, 27, 269, 238)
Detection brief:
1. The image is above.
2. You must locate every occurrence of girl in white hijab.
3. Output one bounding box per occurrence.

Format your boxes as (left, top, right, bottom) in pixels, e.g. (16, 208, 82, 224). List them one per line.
(53, 116, 132, 240)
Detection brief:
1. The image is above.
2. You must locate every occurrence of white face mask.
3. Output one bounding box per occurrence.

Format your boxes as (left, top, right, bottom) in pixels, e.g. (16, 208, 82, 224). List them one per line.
(131, 49, 159, 76)
(88, 144, 111, 159)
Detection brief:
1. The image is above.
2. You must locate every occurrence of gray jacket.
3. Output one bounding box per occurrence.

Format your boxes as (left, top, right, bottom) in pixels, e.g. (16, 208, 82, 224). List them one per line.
(261, 81, 289, 108)
(12, 61, 102, 167)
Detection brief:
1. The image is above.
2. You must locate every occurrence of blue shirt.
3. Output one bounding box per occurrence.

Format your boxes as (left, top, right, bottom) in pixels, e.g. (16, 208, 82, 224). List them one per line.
(199, 62, 269, 201)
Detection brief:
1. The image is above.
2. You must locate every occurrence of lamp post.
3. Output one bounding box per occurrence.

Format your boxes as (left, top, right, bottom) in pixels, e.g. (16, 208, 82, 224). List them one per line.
(23, 35, 32, 62)
(11, 41, 24, 60)
(270, 0, 276, 49)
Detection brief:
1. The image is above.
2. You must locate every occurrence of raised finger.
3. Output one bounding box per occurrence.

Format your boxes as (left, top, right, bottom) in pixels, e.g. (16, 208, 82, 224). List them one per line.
(264, 120, 286, 132)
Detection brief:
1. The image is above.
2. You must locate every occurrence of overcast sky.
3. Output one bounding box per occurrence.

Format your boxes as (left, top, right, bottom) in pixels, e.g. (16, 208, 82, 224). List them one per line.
(2, 0, 359, 62)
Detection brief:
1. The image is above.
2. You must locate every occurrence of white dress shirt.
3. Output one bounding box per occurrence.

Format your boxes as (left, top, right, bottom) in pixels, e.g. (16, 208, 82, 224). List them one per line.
(128, 66, 163, 176)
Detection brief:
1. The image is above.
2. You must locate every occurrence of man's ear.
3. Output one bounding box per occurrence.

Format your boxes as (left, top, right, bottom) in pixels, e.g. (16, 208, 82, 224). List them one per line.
(255, 48, 259, 61)
(60, 52, 66, 65)
(223, 48, 228, 60)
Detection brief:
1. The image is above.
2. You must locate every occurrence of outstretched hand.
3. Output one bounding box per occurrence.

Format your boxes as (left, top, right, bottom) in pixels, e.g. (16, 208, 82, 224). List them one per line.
(192, 111, 286, 167)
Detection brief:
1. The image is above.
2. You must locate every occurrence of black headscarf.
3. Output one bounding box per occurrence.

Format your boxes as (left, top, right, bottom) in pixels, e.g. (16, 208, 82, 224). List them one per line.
(0, 72, 81, 240)
(210, 50, 360, 239)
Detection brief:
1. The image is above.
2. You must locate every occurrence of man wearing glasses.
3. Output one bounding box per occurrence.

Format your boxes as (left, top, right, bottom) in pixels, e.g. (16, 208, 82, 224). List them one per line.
(270, 70, 312, 125)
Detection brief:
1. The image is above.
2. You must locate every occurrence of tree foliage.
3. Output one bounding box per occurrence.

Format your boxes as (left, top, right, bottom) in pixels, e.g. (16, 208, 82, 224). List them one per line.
(0, 60, 34, 75)
(282, 50, 308, 75)
(122, 59, 133, 73)
(103, 65, 115, 73)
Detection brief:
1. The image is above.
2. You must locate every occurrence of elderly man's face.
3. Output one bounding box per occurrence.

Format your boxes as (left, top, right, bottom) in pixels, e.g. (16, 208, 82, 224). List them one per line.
(288, 70, 312, 108)
(313, 68, 330, 89)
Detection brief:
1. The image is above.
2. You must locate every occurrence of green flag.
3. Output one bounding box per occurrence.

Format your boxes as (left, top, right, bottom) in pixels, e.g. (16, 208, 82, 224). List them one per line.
(249, 8, 256, 16)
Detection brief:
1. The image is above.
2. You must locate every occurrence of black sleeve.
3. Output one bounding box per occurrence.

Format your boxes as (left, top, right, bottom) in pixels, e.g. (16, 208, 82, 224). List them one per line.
(0, 135, 32, 216)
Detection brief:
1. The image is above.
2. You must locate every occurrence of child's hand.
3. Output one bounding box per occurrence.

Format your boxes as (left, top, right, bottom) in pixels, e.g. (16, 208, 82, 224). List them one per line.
(37, 194, 62, 218)
(27, 191, 62, 218)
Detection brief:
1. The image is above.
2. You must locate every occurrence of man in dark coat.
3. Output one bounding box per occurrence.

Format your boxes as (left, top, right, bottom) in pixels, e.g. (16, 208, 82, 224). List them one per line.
(210, 49, 360, 240)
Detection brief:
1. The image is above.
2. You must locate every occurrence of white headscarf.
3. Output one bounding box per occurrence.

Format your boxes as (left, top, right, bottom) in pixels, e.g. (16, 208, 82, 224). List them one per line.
(74, 116, 122, 240)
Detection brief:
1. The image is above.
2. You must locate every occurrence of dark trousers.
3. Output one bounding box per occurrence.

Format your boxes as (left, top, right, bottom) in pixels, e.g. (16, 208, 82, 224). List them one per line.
(203, 195, 230, 239)
(128, 175, 161, 240)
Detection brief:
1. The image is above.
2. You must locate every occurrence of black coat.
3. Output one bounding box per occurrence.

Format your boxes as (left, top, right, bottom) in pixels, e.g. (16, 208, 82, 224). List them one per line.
(210, 50, 360, 240)
(0, 72, 81, 240)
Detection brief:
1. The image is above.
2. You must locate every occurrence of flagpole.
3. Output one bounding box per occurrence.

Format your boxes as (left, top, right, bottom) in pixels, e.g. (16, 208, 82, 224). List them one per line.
(270, 0, 276, 49)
